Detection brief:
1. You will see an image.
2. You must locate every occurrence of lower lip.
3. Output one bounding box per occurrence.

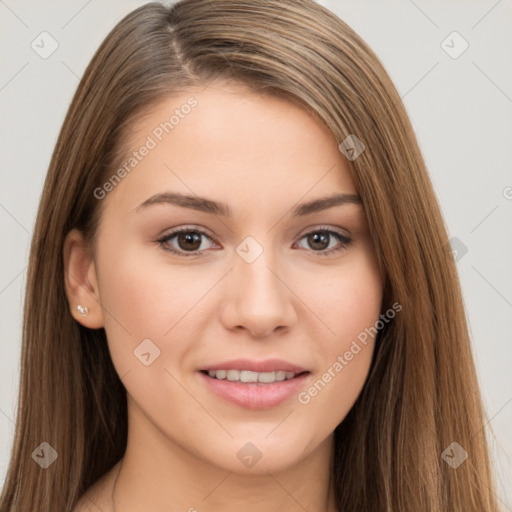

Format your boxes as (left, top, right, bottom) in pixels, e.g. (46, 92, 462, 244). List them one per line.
(198, 371, 309, 410)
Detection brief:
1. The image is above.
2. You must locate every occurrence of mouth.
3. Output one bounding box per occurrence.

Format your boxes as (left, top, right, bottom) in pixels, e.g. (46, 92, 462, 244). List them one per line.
(197, 359, 310, 410)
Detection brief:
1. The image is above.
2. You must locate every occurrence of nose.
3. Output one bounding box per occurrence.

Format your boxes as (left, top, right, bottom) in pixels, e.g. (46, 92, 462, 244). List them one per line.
(219, 247, 298, 339)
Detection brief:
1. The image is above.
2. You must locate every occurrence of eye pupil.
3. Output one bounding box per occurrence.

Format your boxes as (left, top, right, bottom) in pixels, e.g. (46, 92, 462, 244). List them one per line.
(308, 232, 329, 250)
(178, 232, 202, 251)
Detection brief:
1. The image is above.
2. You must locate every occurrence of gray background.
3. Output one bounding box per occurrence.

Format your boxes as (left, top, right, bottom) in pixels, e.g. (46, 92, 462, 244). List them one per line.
(1, 0, 511, 507)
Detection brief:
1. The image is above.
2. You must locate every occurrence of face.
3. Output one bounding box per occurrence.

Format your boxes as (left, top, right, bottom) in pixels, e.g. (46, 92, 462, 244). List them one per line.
(67, 81, 383, 475)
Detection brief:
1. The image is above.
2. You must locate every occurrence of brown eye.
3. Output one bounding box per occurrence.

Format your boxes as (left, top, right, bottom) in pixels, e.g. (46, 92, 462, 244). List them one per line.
(296, 229, 352, 256)
(157, 228, 217, 257)
(307, 232, 330, 251)
(177, 232, 202, 251)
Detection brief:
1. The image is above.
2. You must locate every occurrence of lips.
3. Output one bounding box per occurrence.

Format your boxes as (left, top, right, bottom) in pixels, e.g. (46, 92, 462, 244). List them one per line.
(198, 358, 310, 410)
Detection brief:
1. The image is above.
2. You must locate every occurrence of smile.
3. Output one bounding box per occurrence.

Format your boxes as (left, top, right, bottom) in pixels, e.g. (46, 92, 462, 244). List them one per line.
(205, 369, 298, 383)
(198, 358, 310, 409)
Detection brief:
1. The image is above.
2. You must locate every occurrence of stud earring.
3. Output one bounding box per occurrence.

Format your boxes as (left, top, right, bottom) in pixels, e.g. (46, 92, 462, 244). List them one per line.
(77, 304, 89, 318)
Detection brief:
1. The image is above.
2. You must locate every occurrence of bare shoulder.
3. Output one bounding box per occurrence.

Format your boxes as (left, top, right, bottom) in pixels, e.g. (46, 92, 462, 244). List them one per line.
(72, 462, 121, 512)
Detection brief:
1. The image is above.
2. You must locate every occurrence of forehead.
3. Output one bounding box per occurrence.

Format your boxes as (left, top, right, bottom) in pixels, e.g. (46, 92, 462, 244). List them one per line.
(103, 82, 358, 215)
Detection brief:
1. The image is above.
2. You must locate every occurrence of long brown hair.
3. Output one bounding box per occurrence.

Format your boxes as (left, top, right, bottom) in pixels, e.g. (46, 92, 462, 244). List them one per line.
(0, 1, 502, 510)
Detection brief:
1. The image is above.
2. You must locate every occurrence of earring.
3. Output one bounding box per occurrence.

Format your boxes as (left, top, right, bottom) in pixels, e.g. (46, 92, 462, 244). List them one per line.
(77, 304, 89, 318)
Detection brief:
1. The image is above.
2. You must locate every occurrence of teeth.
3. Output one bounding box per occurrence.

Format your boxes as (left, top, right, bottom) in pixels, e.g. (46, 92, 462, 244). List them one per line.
(226, 370, 240, 381)
(206, 369, 298, 383)
(209, 369, 227, 379)
(258, 372, 275, 383)
(240, 370, 259, 383)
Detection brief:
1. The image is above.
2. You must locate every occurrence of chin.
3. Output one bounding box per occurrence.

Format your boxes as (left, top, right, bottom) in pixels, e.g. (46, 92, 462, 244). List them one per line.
(205, 434, 317, 475)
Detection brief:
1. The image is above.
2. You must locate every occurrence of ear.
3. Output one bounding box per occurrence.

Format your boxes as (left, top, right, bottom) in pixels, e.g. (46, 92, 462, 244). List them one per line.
(63, 229, 105, 329)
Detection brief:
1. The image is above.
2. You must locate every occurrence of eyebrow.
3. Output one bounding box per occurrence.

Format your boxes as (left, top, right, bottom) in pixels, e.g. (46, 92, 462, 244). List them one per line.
(134, 191, 362, 217)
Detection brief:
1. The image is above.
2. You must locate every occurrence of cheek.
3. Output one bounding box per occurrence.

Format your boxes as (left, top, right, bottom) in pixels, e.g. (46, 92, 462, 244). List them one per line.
(294, 250, 382, 422)
(97, 243, 217, 338)
(300, 249, 383, 347)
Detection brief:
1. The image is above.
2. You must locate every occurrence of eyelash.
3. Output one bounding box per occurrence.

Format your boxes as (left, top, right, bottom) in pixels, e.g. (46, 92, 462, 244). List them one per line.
(156, 226, 353, 258)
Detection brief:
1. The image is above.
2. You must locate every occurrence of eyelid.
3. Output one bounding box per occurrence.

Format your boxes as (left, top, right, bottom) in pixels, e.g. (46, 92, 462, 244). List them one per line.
(158, 225, 217, 242)
(296, 223, 351, 239)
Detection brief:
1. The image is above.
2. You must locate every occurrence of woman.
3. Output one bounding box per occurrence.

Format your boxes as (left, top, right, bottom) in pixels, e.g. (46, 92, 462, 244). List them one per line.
(0, 1, 502, 510)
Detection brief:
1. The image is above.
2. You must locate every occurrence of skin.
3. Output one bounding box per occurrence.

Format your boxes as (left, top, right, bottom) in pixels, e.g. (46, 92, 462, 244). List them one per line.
(65, 81, 383, 512)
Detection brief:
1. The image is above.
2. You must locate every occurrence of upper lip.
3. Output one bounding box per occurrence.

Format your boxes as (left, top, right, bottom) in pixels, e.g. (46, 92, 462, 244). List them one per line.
(200, 358, 308, 374)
